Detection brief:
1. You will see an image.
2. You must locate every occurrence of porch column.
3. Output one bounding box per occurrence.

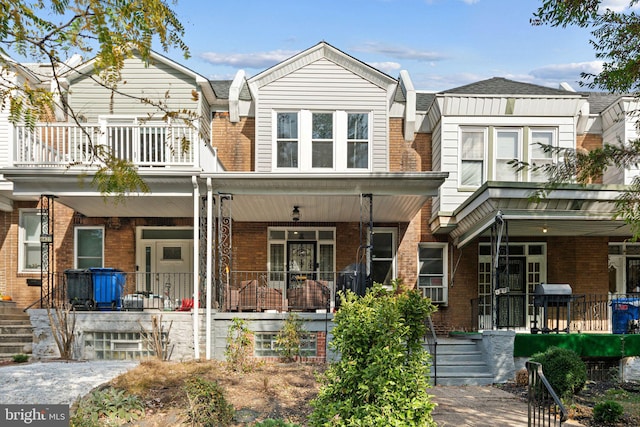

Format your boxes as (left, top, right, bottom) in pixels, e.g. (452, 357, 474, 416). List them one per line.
(192, 177, 200, 359)
(217, 194, 232, 309)
(205, 178, 213, 360)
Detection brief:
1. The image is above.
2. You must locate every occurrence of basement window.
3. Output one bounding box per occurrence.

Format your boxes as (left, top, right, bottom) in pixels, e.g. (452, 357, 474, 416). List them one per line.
(253, 332, 317, 357)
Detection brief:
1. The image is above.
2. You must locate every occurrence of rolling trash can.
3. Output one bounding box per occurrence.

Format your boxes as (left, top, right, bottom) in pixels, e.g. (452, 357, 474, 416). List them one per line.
(611, 298, 640, 334)
(65, 269, 94, 310)
(89, 268, 126, 310)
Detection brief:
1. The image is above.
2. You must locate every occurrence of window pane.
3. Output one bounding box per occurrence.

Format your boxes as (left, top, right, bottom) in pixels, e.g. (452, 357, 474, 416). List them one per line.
(372, 233, 393, 258)
(531, 131, 553, 159)
(497, 131, 518, 158)
(277, 113, 298, 139)
(461, 161, 482, 186)
(495, 160, 517, 180)
(312, 141, 333, 168)
(347, 142, 368, 168)
(277, 141, 298, 167)
(25, 244, 41, 269)
(312, 113, 332, 139)
(347, 113, 368, 139)
(461, 132, 484, 158)
(77, 228, 103, 268)
(24, 214, 41, 240)
(371, 260, 393, 285)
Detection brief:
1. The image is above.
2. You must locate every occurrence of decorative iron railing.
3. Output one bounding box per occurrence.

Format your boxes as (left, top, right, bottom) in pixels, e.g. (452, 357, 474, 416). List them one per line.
(14, 123, 199, 168)
(424, 315, 438, 385)
(471, 293, 639, 333)
(526, 361, 568, 427)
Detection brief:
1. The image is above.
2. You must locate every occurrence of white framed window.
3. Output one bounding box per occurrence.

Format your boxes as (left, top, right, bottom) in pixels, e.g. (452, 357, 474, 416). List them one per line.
(273, 110, 371, 172)
(460, 128, 486, 187)
(370, 228, 396, 286)
(19, 209, 42, 272)
(495, 128, 522, 181)
(418, 243, 448, 304)
(75, 226, 104, 269)
(529, 128, 556, 182)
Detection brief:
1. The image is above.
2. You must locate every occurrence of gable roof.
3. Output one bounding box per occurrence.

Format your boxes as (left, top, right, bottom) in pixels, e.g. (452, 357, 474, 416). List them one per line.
(64, 49, 217, 104)
(248, 41, 398, 90)
(443, 77, 578, 96)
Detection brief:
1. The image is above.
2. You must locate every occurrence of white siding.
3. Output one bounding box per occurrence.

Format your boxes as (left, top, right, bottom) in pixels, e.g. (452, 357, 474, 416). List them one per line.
(0, 110, 9, 167)
(436, 115, 577, 214)
(67, 57, 200, 122)
(254, 58, 389, 172)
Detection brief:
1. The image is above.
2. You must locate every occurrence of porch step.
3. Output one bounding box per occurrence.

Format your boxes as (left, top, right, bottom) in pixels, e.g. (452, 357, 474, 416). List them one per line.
(0, 301, 32, 359)
(426, 337, 494, 386)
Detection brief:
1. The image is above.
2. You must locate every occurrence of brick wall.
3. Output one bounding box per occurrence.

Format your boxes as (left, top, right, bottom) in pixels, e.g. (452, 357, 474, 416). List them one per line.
(212, 113, 255, 171)
(546, 236, 609, 294)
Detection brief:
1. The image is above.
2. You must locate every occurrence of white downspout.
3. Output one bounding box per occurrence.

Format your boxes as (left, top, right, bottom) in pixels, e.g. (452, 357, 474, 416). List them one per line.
(205, 178, 213, 359)
(192, 176, 200, 360)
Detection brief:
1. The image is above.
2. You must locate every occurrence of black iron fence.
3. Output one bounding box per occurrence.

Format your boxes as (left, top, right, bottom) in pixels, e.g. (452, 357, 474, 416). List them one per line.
(471, 293, 640, 333)
(527, 361, 568, 426)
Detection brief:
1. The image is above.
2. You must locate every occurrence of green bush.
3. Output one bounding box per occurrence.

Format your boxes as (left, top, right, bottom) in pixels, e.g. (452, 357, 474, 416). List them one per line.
(309, 285, 437, 426)
(70, 387, 143, 427)
(252, 419, 301, 427)
(530, 346, 587, 399)
(184, 377, 234, 427)
(275, 313, 306, 362)
(593, 400, 624, 424)
(225, 317, 254, 372)
(12, 353, 29, 363)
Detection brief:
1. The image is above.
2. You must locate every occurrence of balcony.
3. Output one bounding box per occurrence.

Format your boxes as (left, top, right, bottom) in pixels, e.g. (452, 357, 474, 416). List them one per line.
(14, 122, 199, 168)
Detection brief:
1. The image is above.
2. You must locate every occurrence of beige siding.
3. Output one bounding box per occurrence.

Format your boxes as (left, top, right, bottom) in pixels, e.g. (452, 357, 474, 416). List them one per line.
(254, 58, 389, 172)
(67, 57, 200, 122)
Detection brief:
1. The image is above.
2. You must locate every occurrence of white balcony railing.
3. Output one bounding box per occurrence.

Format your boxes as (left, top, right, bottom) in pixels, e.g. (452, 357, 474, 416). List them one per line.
(14, 122, 199, 168)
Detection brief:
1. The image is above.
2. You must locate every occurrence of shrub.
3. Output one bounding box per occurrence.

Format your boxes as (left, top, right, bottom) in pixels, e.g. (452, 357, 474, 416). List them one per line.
(70, 387, 143, 427)
(530, 346, 587, 399)
(184, 377, 234, 427)
(515, 368, 528, 386)
(309, 285, 437, 426)
(593, 400, 624, 424)
(12, 353, 29, 363)
(275, 313, 306, 362)
(225, 317, 254, 372)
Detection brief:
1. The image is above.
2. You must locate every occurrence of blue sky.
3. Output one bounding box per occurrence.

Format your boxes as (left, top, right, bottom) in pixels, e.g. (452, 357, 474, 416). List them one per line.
(161, 0, 633, 92)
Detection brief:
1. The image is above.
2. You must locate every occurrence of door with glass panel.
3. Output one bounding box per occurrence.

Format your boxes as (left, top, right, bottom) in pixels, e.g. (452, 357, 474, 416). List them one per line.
(288, 241, 316, 287)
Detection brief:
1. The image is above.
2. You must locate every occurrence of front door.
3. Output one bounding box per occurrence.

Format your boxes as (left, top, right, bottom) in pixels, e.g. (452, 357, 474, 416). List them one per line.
(496, 257, 526, 328)
(287, 241, 316, 287)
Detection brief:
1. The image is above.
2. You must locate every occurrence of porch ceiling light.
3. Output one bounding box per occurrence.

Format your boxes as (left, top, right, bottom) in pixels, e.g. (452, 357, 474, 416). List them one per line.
(292, 206, 301, 222)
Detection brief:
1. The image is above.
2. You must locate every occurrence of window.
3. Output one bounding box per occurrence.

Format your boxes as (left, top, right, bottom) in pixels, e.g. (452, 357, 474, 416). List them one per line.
(312, 113, 333, 168)
(495, 129, 521, 181)
(347, 113, 369, 169)
(254, 332, 317, 357)
(273, 110, 370, 171)
(460, 128, 486, 186)
(19, 210, 42, 272)
(529, 129, 555, 182)
(75, 227, 104, 268)
(418, 243, 448, 303)
(276, 112, 298, 168)
(370, 229, 396, 286)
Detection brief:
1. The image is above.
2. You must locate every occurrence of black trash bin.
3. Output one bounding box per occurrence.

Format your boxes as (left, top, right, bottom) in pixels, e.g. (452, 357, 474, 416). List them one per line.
(65, 269, 94, 310)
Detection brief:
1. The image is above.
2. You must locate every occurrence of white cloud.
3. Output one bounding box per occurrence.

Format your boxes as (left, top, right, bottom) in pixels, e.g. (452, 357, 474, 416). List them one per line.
(460, 0, 480, 4)
(530, 61, 603, 81)
(199, 50, 297, 69)
(600, 0, 640, 12)
(367, 62, 402, 74)
(355, 42, 446, 62)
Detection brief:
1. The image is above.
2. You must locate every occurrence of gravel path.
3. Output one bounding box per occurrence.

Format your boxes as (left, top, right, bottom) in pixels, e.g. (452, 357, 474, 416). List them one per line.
(0, 360, 139, 405)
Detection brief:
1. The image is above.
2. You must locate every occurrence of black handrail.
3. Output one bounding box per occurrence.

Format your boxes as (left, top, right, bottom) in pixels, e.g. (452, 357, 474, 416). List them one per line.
(424, 315, 438, 385)
(526, 361, 568, 427)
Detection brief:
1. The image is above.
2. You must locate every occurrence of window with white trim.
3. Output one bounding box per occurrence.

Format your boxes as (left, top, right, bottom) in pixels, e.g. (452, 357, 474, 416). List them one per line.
(19, 209, 42, 272)
(529, 129, 555, 182)
(495, 128, 522, 181)
(460, 128, 486, 187)
(75, 226, 104, 268)
(418, 243, 448, 304)
(274, 110, 370, 171)
(370, 228, 396, 286)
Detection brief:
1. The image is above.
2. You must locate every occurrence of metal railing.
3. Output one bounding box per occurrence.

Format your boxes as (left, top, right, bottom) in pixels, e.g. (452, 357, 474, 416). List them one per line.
(424, 315, 438, 385)
(14, 122, 199, 168)
(526, 361, 568, 426)
(36, 270, 352, 313)
(471, 293, 640, 333)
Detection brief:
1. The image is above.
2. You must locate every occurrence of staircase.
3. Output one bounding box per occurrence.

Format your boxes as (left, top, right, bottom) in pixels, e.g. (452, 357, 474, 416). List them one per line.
(427, 336, 494, 386)
(0, 301, 33, 359)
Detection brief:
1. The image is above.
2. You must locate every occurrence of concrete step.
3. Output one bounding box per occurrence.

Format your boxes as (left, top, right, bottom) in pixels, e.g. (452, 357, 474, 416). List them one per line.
(426, 337, 494, 386)
(0, 301, 21, 315)
(0, 342, 32, 355)
(0, 316, 31, 324)
(0, 333, 33, 343)
(0, 325, 32, 335)
(431, 371, 495, 386)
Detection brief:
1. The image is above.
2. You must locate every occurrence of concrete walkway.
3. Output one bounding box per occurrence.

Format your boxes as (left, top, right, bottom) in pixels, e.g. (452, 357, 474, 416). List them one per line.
(430, 385, 585, 426)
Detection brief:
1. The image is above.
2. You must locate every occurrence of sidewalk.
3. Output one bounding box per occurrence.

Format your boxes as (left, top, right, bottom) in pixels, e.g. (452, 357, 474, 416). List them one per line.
(430, 385, 585, 426)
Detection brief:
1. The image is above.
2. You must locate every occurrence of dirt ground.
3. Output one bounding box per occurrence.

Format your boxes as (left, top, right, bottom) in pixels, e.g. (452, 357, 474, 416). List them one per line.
(107, 359, 324, 426)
